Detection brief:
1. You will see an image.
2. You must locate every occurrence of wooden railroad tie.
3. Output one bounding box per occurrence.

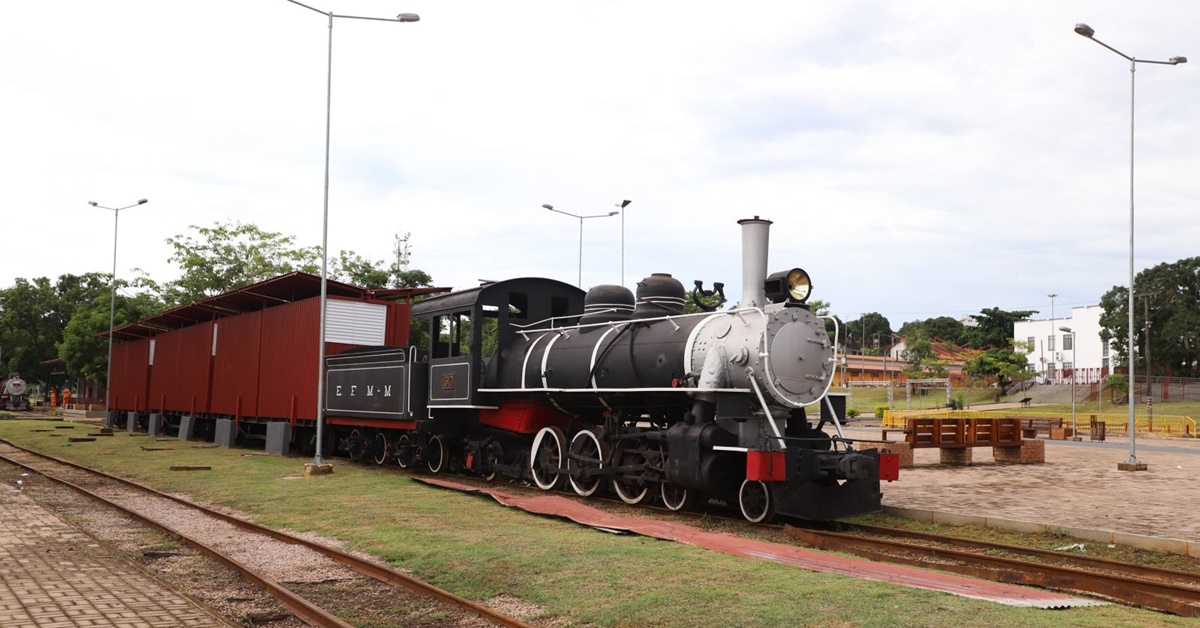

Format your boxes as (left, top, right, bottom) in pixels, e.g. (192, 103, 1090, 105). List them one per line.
(54, 425, 76, 430)
(67, 437, 96, 443)
(170, 465, 211, 471)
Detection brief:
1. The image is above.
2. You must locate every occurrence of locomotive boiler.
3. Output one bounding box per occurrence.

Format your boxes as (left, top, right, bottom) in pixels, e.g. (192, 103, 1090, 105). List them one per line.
(325, 216, 897, 522)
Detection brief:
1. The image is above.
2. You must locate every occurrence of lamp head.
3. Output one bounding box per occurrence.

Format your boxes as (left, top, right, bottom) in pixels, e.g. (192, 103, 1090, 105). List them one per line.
(1059, 326, 1073, 333)
(620, 199, 632, 208)
(607, 211, 619, 216)
(542, 203, 554, 210)
(1074, 23, 1095, 38)
(397, 13, 420, 22)
(137, 199, 148, 204)
(1170, 56, 1187, 64)
(88, 201, 98, 206)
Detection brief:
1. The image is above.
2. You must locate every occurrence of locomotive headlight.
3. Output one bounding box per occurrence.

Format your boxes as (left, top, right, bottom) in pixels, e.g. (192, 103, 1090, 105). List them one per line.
(764, 268, 811, 305)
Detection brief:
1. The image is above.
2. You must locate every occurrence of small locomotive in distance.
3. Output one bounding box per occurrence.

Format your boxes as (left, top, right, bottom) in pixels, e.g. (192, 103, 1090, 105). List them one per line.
(326, 216, 899, 522)
(1, 373, 31, 411)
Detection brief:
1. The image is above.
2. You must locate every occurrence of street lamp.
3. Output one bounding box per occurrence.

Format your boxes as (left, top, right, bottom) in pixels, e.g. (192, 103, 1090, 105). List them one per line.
(284, 0, 419, 467)
(1059, 326, 1077, 437)
(1074, 22, 1185, 469)
(616, 200, 632, 285)
(543, 203, 618, 287)
(89, 198, 149, 429)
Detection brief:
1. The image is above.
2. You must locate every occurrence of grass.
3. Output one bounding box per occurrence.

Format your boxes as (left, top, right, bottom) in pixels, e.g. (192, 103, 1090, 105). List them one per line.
(1, 419, 1194, 627)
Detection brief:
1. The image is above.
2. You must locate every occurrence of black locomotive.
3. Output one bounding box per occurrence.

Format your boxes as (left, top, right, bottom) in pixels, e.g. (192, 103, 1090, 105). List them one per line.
(326, 217, 898, 522)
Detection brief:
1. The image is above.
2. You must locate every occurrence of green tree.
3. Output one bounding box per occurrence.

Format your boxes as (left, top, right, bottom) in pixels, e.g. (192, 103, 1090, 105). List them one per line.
(0, 273, 111, 386)
(962, 340, 1034, 392)
(963, 307, 1037, 349)
(161, 221, 322, 304)
(59, 279, 162, 387)
(898, 316, 967, 346)
(844, 312, 892, 354)
(1099, 257, 1200, 379)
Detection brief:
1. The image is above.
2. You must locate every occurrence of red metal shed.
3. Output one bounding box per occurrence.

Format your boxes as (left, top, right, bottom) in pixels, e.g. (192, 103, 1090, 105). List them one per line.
(104, 272, 438, 423)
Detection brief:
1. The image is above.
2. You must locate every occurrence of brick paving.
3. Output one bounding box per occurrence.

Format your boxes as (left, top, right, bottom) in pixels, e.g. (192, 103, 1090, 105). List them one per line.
(0, 485, 231, 628)
(849, 426, 1200, 543)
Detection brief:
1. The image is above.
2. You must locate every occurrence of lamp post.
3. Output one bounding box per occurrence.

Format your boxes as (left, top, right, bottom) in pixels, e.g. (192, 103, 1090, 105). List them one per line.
(543, 204, 618, 287)
(285, 0, 419, 467)
(1074, 22, 1185, 468)
(616, 200, 632, 286)
(88, 199, 149, 428)
(1059, 326, 1077, 437)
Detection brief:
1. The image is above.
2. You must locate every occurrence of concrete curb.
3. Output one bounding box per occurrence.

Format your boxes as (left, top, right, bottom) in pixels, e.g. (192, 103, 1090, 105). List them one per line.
(883, 505, 1200, 558)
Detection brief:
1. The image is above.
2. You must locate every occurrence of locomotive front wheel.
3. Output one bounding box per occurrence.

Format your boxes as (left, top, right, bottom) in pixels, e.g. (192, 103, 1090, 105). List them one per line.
(427, 434, 447, 474)
(738, 480, 776, 523)
(567, 430, 609, 497)
(484, 440, 504, 482)
(394, 434, 414, 468)
(610, 440, 650, 505)
(530, 426, 566, 490)
(660, 483, 694, 512)
(372, 432, 390, 465)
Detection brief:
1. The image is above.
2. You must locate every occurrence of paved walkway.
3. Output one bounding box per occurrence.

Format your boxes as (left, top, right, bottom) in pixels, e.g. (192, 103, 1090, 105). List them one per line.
(0, 484, 231, 628)
(847, 426, 1200, 543)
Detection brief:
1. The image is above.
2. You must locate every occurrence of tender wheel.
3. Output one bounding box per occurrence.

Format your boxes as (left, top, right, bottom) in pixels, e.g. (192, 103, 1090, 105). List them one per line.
(394, 434, 414, 468)
(660, 483, 694, 512)
(738, 480, 776, 523)
(371, 432, 390, 465)
(530, 426, 567, 490)
(484, 440, 504, 482)
(567, 429, 609, 497)
(426, 434, 447, 474)
(610, 439, 651, 505)
(347, 429, 365, 462)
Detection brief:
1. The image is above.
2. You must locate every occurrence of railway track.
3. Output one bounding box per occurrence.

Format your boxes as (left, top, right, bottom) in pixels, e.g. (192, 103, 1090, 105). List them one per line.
(0, 439, 531, 628)
(786, 523, 1200, 617)
(524, 479, 1200, 616)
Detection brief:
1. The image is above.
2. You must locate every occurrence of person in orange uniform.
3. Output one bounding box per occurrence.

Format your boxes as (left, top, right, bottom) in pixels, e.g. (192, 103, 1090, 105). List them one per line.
(62, 387, 72, 408)
(50, 387, 58, 408)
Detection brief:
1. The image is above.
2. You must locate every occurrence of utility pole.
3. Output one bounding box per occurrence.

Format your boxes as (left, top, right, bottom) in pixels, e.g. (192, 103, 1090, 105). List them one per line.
(1144, 294, 1155, 427)
(1141, 293, 1153, 400)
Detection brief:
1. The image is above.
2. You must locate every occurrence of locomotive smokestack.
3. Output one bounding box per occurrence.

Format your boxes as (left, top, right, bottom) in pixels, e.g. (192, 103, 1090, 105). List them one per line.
(736, 216, 772, 309)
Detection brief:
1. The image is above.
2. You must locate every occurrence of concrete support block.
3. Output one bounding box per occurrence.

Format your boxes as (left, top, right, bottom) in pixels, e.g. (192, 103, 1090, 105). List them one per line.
(105, 410, 116, 429)
(214, 419, 237, 449)
(178, 415, 196, 442)
(148, 413, 162, 437)
(856, 441, 913, 468)
(994, 439, 1044, 464)
(939, 447, 972, 466)
(126, 411, 139, 433)
(266, 422, 292, 456)
(1049, 427, 1074, 440)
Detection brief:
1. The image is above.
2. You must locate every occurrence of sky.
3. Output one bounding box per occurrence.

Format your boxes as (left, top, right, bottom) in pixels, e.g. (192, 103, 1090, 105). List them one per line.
(3, 1, 1197, 330)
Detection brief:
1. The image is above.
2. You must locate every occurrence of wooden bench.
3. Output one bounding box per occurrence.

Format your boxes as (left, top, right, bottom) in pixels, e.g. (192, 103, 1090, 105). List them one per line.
(1011, 416, 1063, 439)
(902, 418, 1023, 449)
(1019, 397, 1033, 407)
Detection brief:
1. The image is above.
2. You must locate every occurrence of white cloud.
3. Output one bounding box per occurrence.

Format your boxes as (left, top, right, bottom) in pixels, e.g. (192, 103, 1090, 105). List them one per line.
(3, 1, 1197, 330)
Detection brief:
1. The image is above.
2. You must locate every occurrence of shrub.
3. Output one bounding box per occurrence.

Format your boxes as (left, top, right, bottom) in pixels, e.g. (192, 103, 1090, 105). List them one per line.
(874, 405, 888, 419)
(847, 407, 861, 419)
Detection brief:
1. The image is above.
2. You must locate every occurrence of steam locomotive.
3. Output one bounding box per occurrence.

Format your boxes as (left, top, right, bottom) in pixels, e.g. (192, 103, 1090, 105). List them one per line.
(1, 374, 30, 411)
(326, 217, 898, 522)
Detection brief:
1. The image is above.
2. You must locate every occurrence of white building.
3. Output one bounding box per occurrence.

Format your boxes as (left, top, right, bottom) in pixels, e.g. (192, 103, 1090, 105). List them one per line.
(1012, 305, 1113, 385)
